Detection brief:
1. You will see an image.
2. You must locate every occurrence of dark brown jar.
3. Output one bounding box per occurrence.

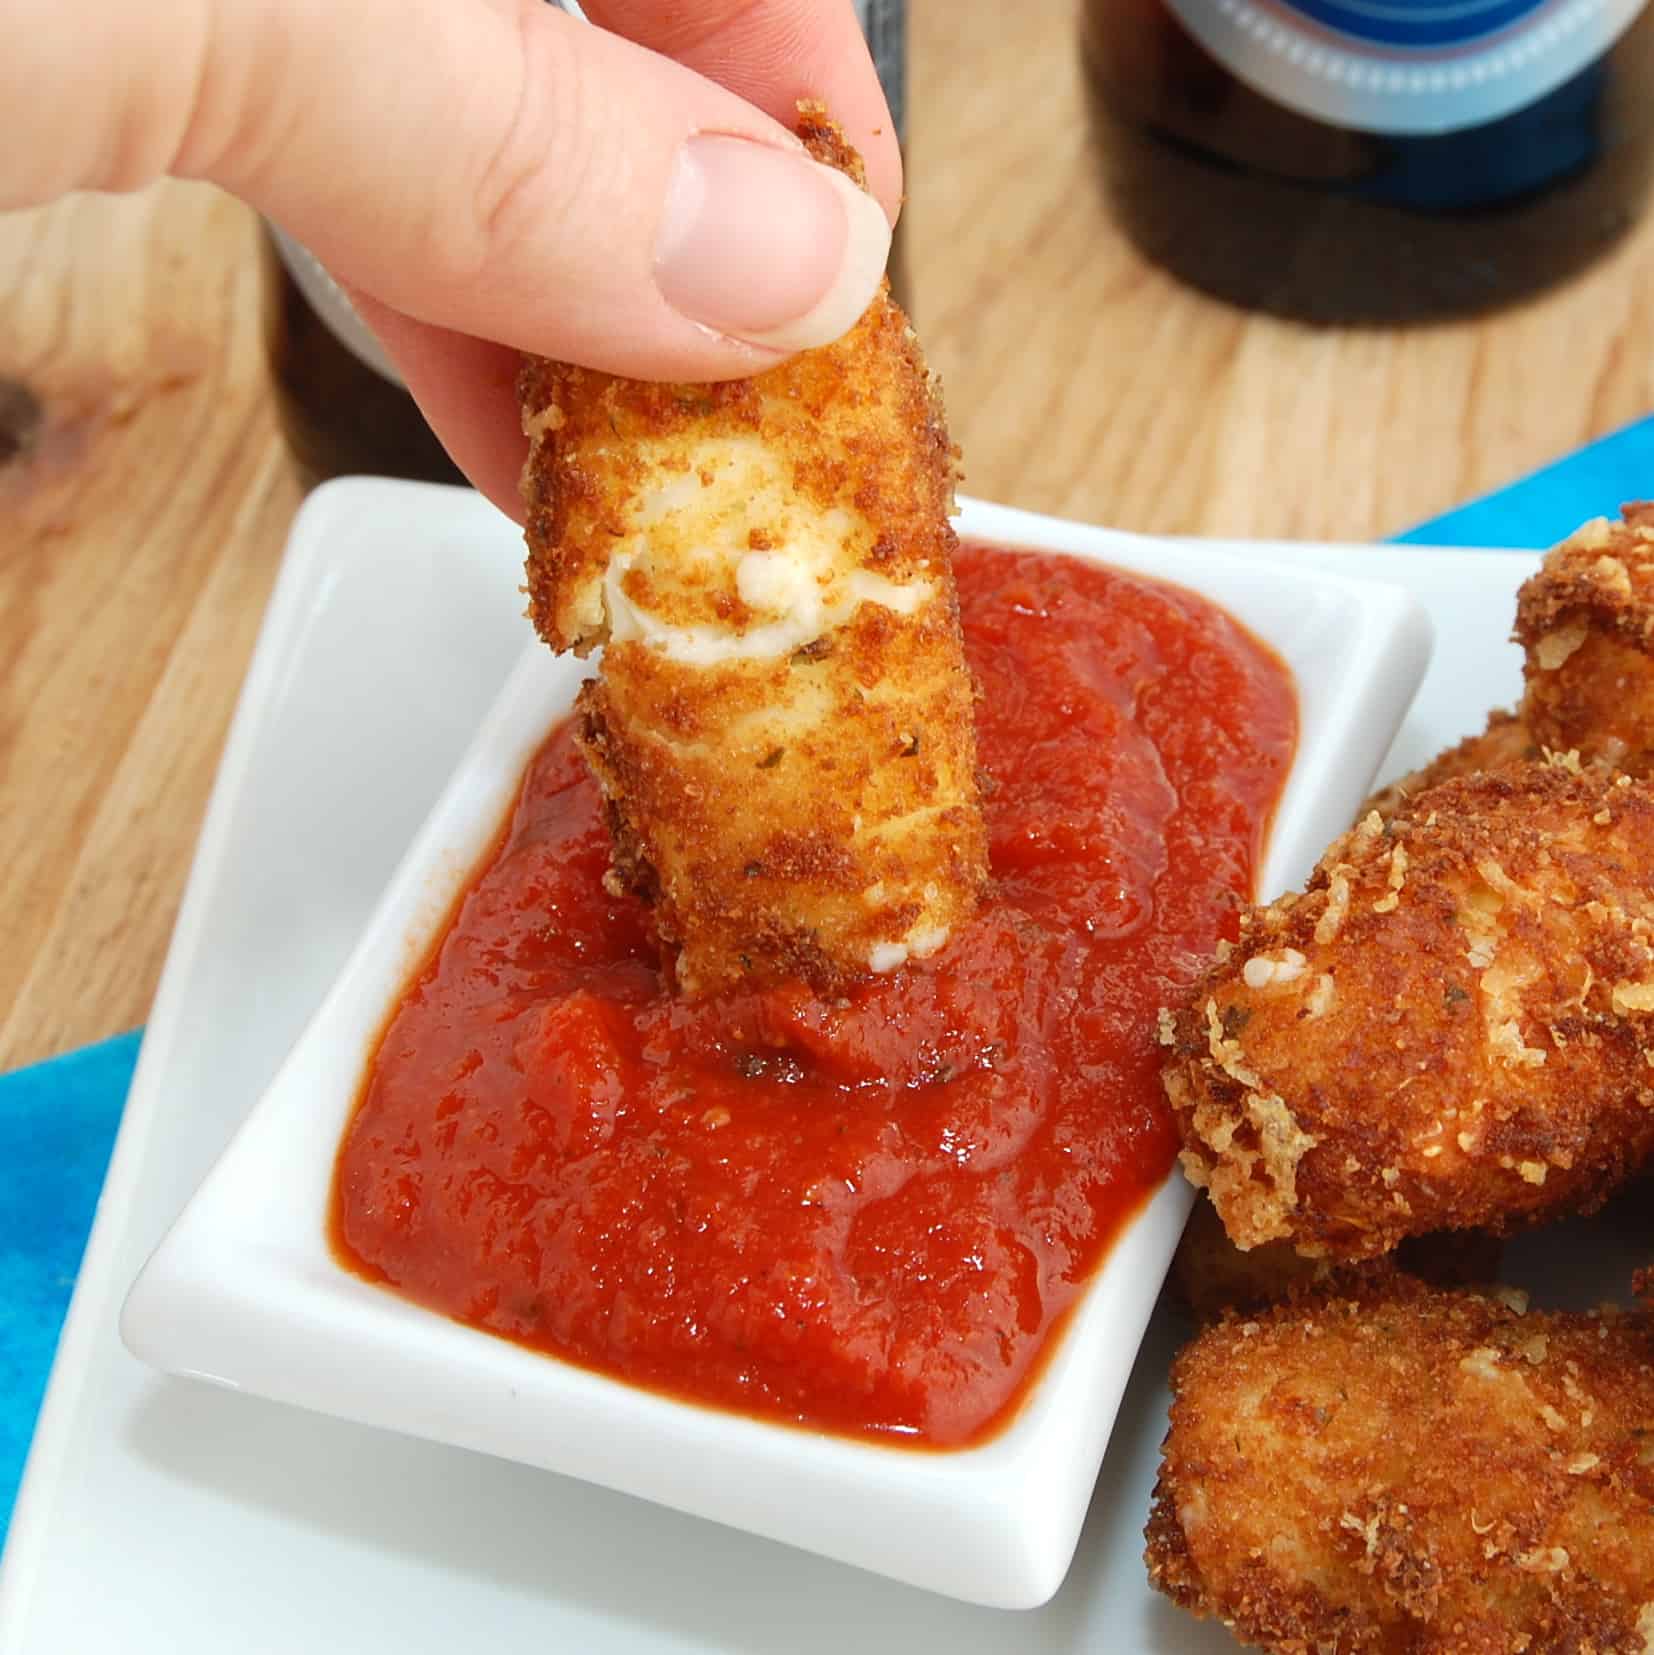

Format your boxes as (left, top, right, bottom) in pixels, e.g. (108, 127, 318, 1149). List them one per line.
(1082, 0, 1654, 323)
(260, 228, 465, 489)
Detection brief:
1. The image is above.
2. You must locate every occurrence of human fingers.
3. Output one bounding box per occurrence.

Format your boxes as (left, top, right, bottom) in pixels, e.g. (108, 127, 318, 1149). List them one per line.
(578, 0, 903, 219)
(7, 0, 892, 381)
(349, 310, 529, 518)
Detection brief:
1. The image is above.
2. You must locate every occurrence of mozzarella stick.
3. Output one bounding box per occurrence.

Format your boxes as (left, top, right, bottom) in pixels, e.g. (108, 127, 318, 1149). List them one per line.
(519, 110, 987, 997)
(1517, 504, 1654, 775)
(1362, 706, 1535, 821)
(1147, 1276, 1654, 1655)
(1365, 507, 1654, 826)
(1162, 765, 1654, 1260)
(1169, 1194, 1504, 1320)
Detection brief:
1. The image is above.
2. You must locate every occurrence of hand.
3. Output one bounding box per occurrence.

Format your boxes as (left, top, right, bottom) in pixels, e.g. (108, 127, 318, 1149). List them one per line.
(4, 0, 900, 515)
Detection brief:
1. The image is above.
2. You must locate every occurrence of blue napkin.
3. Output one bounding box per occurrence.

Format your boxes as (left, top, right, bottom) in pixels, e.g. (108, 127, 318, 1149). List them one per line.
(1397, 413, 1654, 548)
(0, 1031, 138, 1533)
(3, 412, 1651, 1549)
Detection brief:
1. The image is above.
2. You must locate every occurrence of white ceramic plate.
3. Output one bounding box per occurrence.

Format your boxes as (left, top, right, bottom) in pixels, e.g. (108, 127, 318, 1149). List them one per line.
(117, 490, 1427, 1610)
(0, 480, 1625, 1653)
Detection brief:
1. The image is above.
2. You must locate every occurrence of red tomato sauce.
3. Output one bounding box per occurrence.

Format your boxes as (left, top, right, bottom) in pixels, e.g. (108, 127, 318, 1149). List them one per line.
(333, 544, 1297, 1447)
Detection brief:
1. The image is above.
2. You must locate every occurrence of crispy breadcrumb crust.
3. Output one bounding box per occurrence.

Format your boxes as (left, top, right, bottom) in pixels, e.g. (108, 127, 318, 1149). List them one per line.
(1162, 765, 1654, 1260)
(1517, 504, 1654, 776)
(1146, 1276, 1654, 1655)
(1368, 506, 1654, 823)
(1170, 1195, 1504, 1321)
(517, 109, 986, 996)
(1363, 709, 1535, 822)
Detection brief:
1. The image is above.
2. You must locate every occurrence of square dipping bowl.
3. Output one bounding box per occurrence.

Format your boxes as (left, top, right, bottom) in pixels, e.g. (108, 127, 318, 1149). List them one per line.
(122, 494, 1431, 1610)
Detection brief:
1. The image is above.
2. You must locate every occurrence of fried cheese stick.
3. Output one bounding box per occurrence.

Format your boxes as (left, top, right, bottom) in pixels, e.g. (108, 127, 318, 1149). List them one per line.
(519, 110, 986, 997)
(1169, 1195, 1503, 1321)
(1363, 708, 1534, 821)
(1517, 504, 1654, 776)
(1366, 507, 1654, 822)
(1146, 1276, 1654, 1655)
(1162, 766, 1654, 1260)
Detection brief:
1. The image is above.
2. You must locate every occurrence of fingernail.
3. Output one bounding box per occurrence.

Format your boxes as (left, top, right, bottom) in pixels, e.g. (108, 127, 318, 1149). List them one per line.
(655, 135, 891, 352)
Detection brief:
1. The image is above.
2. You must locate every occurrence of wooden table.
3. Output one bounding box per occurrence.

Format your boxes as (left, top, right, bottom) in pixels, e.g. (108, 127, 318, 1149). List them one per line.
(3, 0, 1653, 1070)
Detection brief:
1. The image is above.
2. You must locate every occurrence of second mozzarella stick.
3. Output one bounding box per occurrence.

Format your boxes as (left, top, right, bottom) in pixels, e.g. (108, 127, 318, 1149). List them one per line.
(1163, 764, 1654, 1259)
(1517, 504, 1654, 774)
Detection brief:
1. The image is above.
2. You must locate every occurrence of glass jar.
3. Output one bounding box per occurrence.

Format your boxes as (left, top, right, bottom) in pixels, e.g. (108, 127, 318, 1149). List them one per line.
(1082, 0, 1654, 322)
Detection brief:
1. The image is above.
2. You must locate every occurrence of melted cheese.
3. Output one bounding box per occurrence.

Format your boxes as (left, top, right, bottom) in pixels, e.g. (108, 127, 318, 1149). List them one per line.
(605, 548, 932, 667)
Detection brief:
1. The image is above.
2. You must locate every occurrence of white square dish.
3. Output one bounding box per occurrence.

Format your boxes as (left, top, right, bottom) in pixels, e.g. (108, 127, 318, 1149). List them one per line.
(117, 490, 1430, 1610)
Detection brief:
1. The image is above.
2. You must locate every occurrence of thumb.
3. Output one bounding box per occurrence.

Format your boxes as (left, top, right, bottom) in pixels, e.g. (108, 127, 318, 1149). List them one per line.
(184, 0, 894, 380)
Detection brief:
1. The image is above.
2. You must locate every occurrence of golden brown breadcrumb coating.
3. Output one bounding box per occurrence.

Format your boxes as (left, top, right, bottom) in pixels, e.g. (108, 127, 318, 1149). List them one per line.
(1162, 765, 1654, 1260)
(1146, 1276, 1654, 1655)
(518, 109, 986, 997)
(1363, 708, 1535, 821)
(1517, 503, 1654, 776)
(1170, 1195, 1504, 1320)
(1169, 1193, 1368, 1317)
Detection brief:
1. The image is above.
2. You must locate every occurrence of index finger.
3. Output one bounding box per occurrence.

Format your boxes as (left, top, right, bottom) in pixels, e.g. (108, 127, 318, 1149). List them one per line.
(577, 0, 904, 220)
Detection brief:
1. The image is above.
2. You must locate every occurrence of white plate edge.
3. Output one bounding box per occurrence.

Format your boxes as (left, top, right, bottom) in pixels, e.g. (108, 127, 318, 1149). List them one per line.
(0, 479, 1539, 1635)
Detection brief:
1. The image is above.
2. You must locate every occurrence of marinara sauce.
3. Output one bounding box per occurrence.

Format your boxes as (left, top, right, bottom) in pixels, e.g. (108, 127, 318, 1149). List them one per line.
(334, 544, 1296, 1447)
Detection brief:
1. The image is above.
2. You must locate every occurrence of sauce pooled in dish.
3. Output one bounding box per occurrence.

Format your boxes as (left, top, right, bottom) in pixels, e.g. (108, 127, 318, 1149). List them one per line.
(333, 542, 1296, 1446)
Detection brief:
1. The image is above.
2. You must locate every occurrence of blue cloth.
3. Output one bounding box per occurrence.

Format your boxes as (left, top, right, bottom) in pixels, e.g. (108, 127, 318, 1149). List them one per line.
(1398, 414, 1654, 547)
(3, 413, 1652, 1548)
(0, 1031, 138, 1534)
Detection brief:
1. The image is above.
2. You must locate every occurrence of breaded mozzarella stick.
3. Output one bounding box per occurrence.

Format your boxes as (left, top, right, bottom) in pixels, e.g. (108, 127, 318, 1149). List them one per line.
(1517, 504, 1654, 776)
(1162, 766, 1654, 1260)
(519, 111, 987, 996)
(1363, 707, 1534, 821)
(1169, 1194, 1503, 1320)
(1147, 1276, 1654, 1655)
